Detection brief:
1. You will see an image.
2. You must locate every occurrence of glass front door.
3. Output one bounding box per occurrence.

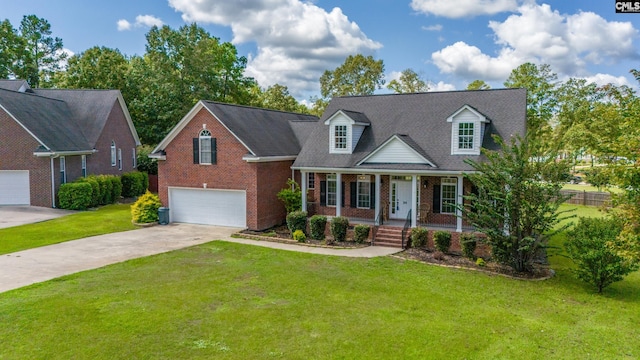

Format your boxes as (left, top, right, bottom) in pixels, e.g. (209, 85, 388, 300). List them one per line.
(390, 180, 412, 219)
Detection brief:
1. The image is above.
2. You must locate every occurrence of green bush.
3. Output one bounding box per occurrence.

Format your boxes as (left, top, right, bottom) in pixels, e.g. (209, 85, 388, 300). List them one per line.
(136, 145, 158, 175)
(293, 229, 306, 243)
(76, 176, 100, 207)
(460, 233, 477, 259)
(309, 215, 327, 240)
(476, 257, 486, 267)
(434, 231, 452, 253)
(286, 210, 307, 236)
(354, 224, 370, 244)
(131, 190, 162, 223)
(95, 175, 113, 205)
(277, 179, 302, 213)
(565, 217, 639, 293)
(110, 175, 122, 203)
(410, 227, 429, 248)
(121, 172, 146, 198)
(58, 182, 93, 210)
(331, 216, 349, 242)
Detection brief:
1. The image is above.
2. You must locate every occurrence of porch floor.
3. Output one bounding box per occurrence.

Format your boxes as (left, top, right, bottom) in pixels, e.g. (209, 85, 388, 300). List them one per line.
(346, 217, 473, 232)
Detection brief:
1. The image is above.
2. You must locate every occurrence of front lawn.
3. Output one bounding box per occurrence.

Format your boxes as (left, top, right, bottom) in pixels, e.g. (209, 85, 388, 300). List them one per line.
(0, 204, 137, 255)
(1, 238, 639, 359)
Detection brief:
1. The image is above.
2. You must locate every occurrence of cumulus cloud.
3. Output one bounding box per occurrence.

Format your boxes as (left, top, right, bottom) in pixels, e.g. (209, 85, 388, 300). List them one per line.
(422, 24, 442, 31)
(117, 15, 164, 31)
(580, 74, 631, 88)
(168, 0, 382, 98)
(428, 81, 456, 91)
(410, 0, 518, 18)
(431, 3, 639, 83)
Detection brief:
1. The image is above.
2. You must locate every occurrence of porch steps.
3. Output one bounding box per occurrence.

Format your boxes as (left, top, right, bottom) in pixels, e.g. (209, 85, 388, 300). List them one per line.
(374, 226, 406, 248)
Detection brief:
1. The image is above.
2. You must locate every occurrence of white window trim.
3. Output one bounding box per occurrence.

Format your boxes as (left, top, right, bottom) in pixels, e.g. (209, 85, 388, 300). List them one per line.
(441, 178, 457, 214)
(199, 129, 212, 165)
(334, 125, 348, 150)
(60, 156, 67, 184)
(356, 175, 371, 209)
(118, 148, 123, 170)
(308, 173, 315, 189)
(81, 155, 87, 177)
(327, 174, 337, 207)
(110, 141, 116, 166)
(458, 122, 475, 150)
(132, 148, 137, 169)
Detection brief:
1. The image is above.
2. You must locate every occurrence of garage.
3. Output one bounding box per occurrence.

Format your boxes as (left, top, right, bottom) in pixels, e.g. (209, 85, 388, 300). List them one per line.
(0, 170, 30, 205)
(168, 187, 246, 228)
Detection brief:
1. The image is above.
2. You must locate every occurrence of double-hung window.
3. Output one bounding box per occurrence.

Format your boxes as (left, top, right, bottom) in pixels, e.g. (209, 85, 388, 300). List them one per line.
(308, 173, 315, 189)
(110, 141, 116, 166)
(357, 175, 370, 209)
(458, 122, 474, 150)
(199, 129, 212, 164)
(441, 178, 457, 214)
(118, 148, 123, 170)
(81, 155, 87, 177)
(60, 156, 66, 184)
(327, 174, 337, 206)
(334, 125, 347, 150)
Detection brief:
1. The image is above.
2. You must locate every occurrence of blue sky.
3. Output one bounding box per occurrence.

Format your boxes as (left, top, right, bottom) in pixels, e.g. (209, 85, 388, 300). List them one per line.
(2, 0, 639, 100)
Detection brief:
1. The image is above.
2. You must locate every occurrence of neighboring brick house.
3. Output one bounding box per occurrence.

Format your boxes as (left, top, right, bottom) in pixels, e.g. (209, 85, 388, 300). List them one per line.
(0, 80, 141, 207)
(150, 101, 318, 230)
(152, 89, 526, 233)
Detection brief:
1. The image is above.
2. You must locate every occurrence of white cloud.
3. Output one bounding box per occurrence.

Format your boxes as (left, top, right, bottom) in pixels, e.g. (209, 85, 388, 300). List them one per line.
(117, 15, 164, 31)
(428, 81, 456, 91)
(410, 0, 518, 18)
(580, 74, 631, 88)
(117, 19, 131, 31)
(168, 0, 382, 98)
(422, 24, 442, 31)
(431, 3, 639, 83)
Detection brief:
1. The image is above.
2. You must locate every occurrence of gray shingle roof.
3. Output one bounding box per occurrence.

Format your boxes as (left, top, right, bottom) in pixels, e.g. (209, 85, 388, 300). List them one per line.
(201, 101, 318, 157)
(0, 80, 30, 92)
(292, 88, 527, 172)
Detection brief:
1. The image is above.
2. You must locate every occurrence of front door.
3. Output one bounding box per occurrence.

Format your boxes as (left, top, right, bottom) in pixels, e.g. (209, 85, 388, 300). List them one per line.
(390, 180, 412, 219)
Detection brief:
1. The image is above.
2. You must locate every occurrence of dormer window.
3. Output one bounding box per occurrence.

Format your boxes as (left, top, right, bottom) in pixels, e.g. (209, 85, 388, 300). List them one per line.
(325, 110, 370, 154)
(447, 105, 488, 156)
(458, 122, 474, 150)
(334, 125, 347, 150)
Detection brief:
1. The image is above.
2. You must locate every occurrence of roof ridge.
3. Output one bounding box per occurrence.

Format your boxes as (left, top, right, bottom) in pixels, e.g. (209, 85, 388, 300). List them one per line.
(334, 87, 526, 100)
(0, 87, 67, 103)
(202, 100, 316, 117)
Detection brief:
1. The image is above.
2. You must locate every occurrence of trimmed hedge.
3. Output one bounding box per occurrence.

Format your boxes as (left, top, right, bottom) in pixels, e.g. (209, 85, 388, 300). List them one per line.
(286, 210, 307, 236)
(410, 227, 429, 248)
(434, 231, 452, 253)
(131, 191, 162, 223)
(330, 216, 349, 242)
(58, 182, 93, 210)
(354, 224, 370, 244)
(460, 233, 477, 259)
(76, 177, 100, 207)
(121, 171, 148, 198)
(309, 215, 327, 240)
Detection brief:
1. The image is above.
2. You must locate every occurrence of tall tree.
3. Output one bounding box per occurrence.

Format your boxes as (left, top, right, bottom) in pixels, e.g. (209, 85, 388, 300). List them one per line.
(319, 54, 385, 99)
(14, 15, 67, 87)
(387, 68, 429, 93)
(251, 84, 308, 113)
(0, 19, 22, 79)
(54, 46, 129, 91)
(466, 80, 490, 90)
(553, 78, 602, 155)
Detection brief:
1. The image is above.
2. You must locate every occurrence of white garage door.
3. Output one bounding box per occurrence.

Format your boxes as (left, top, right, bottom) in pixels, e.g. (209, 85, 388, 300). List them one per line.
(0, 171, 30, 205)
(169, 187, 246, 228)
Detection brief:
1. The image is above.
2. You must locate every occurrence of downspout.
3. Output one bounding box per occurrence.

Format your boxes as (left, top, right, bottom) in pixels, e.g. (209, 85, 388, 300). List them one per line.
(50, 156, 56, 208)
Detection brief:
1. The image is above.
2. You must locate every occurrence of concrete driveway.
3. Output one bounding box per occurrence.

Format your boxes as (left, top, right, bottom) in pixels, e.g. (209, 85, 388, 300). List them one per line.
(0, 206, 76, 229)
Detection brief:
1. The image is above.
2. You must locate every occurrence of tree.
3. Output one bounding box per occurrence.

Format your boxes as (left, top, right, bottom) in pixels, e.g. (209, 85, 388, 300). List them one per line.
(13, 15, 67, 88)
(466, 80, 490, 90)
(319, 54, 385, 98)
(387, 68, 429, 93)
(54, 46, 129, 91)
(0, 19, 22, 79)
(565, 217, 638, 293)
(251, 84, 308, 113)
(462, 135, 572, 272)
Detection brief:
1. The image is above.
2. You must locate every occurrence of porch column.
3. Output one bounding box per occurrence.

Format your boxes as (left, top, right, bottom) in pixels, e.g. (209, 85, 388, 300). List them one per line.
(456, 175, 464, 232)
(335, 172, 342, 217)
(301, 171, 307, 212)
(411, 175, 417, 228)
(375, 174, 381, 225)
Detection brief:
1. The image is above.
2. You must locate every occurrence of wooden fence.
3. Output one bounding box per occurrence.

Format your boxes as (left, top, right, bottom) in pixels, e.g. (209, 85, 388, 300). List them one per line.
(560, 190, 611, 207)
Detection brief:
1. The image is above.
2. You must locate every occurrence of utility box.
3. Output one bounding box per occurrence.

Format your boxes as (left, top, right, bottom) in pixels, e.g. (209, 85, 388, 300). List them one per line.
(158, 207, 170, 225)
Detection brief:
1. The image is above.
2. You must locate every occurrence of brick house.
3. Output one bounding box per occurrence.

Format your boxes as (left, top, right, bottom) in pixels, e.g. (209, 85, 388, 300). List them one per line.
(0, 80, 141, 207)
(150, 101, 318, 230)
(152, 89, 526, 235)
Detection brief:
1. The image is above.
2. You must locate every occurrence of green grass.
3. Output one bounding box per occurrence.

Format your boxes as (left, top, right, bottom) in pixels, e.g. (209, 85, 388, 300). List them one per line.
(562, 183, 622, 193)
(1, 203, 638, 359)
(0, 204, 137, 255)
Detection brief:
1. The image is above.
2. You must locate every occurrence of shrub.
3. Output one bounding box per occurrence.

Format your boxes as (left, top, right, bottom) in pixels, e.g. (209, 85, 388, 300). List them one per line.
(434, 231, 452, 253)
(565, 217, 639, 293)
(410, 227, 429, 248)
(121, 171, 146, 197)
(136, 145, 158, 175)
(293, 229, 306, 243)
(96, 175, 113, 205)
(277, 179, 302, 213)
(76, 176, 100, 207)
(110, 175, 122, 203)
(476, 257, 486, 267)
(309, 215, 327, 240)
(331, 216, 349, 242)
(58, 182, 93, 210)
(131, 191, 162, 223)
(286, 210, 307, 236)
(460, 233, 477, 259)
(354, 224, 370, 244)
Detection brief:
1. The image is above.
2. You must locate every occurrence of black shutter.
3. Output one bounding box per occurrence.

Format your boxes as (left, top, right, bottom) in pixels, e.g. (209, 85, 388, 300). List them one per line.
(320, 181, 327, 206)
(341, 182, 345, 208)
(211, 138, 217, 164)
(193, 138, 199, 164)
(370, 182, 376, 209)
(433, 184, 441, 213)
(350, 182, 357, 208)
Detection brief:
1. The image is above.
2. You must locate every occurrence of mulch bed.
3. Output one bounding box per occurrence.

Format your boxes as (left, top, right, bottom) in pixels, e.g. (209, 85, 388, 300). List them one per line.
(238, 225, 369, 249)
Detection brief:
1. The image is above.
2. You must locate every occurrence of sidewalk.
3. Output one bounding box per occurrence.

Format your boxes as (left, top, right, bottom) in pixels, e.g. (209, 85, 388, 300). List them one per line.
(0, 223, 401, 293)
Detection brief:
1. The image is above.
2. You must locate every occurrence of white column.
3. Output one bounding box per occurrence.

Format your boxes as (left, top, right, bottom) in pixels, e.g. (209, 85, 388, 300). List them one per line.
(456, 175, 464, 232)
(375, 174, 381, 225)
(411, 175, 417, 228)
(335, 172, 342, 217)
(301, 171, 307, 212)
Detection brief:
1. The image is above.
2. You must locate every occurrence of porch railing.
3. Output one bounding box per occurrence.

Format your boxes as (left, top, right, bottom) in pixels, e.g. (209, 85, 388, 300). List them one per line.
(401, 209, 412, 249)
(372, 206, 384, 246)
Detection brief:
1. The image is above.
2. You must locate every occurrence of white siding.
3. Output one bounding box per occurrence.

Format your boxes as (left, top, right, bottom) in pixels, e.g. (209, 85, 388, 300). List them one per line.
(0, 171, 30, 205)
(450, 109, 482, 155)
(328, 115, 352, 154)
(365, 137, 426, 164)
(351, 125, 365, 152)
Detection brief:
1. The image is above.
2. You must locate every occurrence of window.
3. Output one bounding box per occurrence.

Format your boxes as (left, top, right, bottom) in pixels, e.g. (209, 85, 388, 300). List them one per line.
(308, 173, 315, 189)
(458, 122, 474, 150)
(81, 155, 87, 177)
(110, 141, 116, 166)
(132, 148, 137, 169)
(327, 174, 337, 206)
(199, 129, 212, 164)
(60, 156, 66, 184)
(441, 178, 457, 214)
(357, 175, 370, 209)
(118, 148, 122, 170)
(334, 125, 347, 149)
